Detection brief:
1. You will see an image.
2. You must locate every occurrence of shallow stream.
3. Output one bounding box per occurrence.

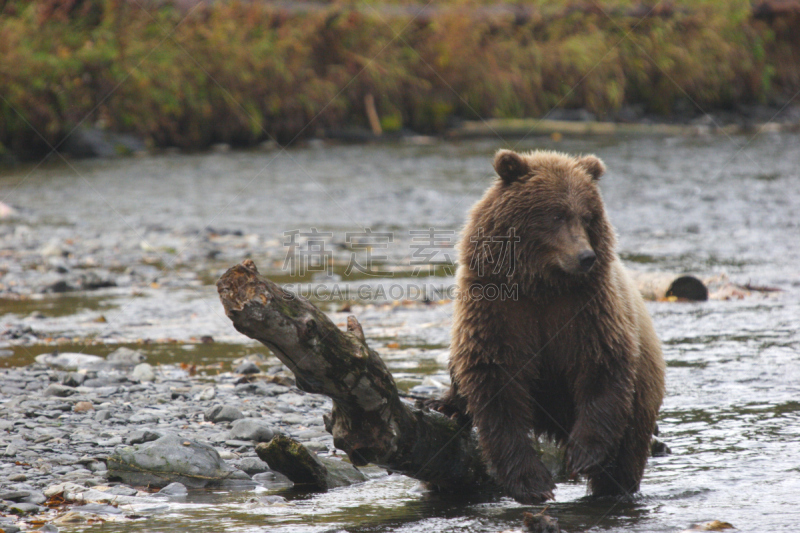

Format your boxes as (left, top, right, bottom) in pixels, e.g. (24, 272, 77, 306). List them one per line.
(1, 133, 799, 532)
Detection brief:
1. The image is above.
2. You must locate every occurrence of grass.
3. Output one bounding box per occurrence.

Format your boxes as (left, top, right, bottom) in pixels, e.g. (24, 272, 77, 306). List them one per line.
(0, 0, 798, 160)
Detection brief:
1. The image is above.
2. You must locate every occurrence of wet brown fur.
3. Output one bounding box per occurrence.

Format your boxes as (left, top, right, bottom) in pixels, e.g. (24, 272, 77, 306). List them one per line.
(434, 149, 665, 503)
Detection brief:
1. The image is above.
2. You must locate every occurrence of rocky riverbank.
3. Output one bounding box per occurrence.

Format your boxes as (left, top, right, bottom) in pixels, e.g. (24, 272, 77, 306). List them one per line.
(0, 346, 353, 532)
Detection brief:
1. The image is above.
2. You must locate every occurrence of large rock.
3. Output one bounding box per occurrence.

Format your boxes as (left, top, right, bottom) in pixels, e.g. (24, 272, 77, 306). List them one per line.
(228, 419, 275, 443)
(35, 352, 103, 370)
(205, 405, 244, 423)
(107, 434, 252, 488)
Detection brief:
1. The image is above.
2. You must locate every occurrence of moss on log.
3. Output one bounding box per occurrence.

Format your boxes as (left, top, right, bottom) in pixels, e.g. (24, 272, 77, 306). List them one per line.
(256, 435, 368, 490)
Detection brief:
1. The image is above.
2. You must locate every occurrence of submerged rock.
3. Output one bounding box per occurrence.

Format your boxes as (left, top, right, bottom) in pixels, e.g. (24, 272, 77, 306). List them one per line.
(252, 471, 294, 490)
(107, 434, 252, 488)
(236, 457, 271, 476)
(158, 482, 188, 496)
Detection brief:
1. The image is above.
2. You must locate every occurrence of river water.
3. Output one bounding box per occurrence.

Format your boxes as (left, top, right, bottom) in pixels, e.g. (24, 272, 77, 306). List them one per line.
(1, 133, 799, 532)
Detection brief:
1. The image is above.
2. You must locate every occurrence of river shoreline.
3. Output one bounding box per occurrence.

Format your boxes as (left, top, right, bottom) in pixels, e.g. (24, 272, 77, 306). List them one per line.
(0, 348, 352, 531)
(5, 104, 800, 166)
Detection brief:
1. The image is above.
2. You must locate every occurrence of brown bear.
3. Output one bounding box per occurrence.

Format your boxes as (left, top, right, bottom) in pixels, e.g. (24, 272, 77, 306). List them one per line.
(432, 149, 665, 503)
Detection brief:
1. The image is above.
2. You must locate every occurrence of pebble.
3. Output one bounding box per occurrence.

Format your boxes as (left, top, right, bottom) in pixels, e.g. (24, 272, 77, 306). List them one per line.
(195, 386, 216, 401)
(131, 363, 155, 382)
(73, 401, 94, 412)
(62, 372, 86, 387)
(235, 361, 261, 374)
(43, 384, 77, 397)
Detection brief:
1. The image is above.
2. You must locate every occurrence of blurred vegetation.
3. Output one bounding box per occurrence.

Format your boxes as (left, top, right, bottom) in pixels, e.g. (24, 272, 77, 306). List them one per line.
(1, 0, 799, 159)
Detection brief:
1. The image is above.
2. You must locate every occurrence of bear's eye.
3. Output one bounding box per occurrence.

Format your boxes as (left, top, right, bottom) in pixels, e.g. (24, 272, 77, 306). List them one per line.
(552, 214, 564, 224)
(582, 214, 594, 225)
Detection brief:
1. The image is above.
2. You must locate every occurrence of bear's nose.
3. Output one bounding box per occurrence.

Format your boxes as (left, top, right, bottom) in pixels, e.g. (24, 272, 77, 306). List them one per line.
(578, 250, 596, 272)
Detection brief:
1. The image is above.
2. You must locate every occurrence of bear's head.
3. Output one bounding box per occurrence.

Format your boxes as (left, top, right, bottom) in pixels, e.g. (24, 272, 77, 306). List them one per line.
(460, 149, 616, 290)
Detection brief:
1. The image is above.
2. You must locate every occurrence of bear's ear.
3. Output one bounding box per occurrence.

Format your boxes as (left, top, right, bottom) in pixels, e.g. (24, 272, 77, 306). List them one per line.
(578, 155, 605, 181)
(493, 149, 527, 184)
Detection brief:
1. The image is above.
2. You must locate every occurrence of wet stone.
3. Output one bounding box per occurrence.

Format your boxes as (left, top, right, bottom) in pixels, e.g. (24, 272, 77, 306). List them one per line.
(235, 361, 261, 374)
(0, 491, 30, 502)
(72, 503, 123, 515)
(62, 372, 86, 387)
(107, 434, 251, 488)
(73, 401, 94, 412)
(0, 522, 21, 533)
(97, 436, 123, 447)
(194, 387, 215, 401)
(102, 485, 138, 496)
(158, 482, 188, 496)
(8, 502, 40, 515)
(43, 384, 77, 397)
(35, 353, 104, 370)
(228, 419, 275, 443)
(225, 440, 252, 448)
(128, 412, 160, 424)
(127, 429, 163, 445)
(131, 363, 155, 382)
(235, 382, 289, 397)
(252, 471, 294, 490)
(106, 347, 146, 366)
(305, 441, 329, 453)
(236, 457, 271, 476)
(205, 404, 245, 423)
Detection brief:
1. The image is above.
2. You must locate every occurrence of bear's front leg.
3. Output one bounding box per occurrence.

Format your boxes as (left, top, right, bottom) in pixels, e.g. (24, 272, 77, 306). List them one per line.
(460, 364, 555, 503)
(566, 363, 634, 480)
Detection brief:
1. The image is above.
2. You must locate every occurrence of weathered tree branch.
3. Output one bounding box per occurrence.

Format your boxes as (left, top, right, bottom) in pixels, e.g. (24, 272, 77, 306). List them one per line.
(216, 260, 495, 493)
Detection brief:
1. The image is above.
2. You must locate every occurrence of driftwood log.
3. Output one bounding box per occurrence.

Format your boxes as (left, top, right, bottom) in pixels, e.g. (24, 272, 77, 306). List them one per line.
(217, 260, 496, 493)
